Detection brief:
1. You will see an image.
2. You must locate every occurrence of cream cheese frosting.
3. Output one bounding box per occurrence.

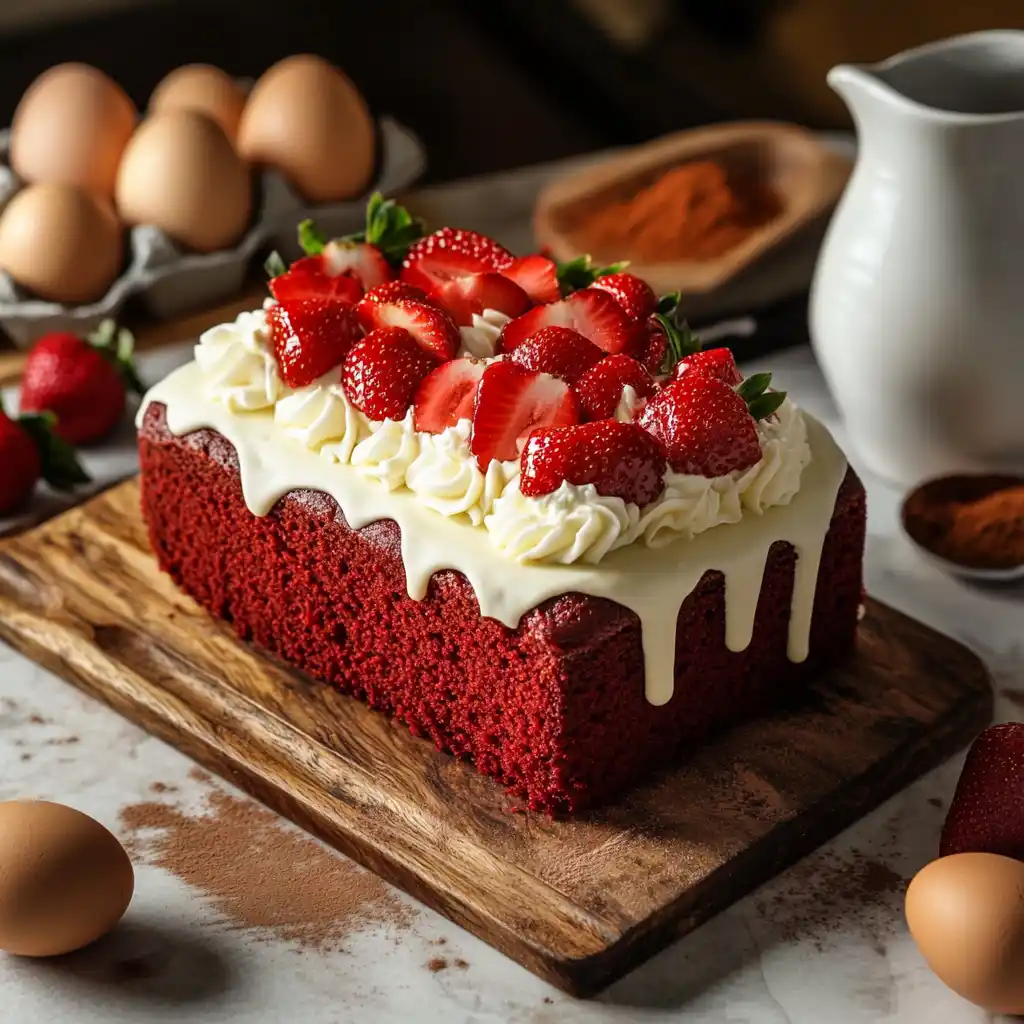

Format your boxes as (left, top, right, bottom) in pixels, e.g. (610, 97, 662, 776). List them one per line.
(193, 309, 285, 412)
(458, 308, 511, 358)
(140, 350, 848, 706)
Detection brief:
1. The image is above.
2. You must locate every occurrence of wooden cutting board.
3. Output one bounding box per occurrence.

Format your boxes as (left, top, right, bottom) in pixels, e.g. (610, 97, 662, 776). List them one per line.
(0, 480, 992, 996)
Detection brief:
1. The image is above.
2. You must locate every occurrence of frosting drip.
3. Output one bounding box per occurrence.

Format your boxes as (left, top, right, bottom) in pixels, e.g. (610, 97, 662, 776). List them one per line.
(139, 362, 848, 707)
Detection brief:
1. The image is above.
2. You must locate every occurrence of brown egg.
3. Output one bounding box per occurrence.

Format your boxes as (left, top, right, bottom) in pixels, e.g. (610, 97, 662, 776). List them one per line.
(116, 110, 252, 253)
(10, 63, 137, 199)
(0, 183, 123, 303)
(149, 64, 247, 144)
(905, 853, 1024, 1014)
(0, 800, 134, 957)
(237, 54, 374, 203)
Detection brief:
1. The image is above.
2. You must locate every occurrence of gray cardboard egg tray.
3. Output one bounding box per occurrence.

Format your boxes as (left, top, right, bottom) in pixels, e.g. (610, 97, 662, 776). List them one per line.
(0, 116, 426, 347)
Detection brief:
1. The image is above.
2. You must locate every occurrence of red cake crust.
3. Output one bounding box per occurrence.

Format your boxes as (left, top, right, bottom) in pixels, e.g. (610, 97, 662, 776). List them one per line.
(138, 402, 866, 814)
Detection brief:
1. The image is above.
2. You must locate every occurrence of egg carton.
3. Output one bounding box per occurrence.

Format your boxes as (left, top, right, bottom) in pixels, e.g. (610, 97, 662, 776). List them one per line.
(0, 116, 426, 348)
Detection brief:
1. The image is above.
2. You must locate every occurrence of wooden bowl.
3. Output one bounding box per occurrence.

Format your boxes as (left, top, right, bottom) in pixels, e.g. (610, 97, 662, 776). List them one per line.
(534, 121, 852, 298)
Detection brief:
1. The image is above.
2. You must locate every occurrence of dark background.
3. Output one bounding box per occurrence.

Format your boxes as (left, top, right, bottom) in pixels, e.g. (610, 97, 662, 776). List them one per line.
(1, 0, 1022, 183)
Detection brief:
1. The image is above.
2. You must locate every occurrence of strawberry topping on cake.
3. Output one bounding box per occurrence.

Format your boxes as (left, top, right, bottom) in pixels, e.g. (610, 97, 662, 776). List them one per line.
(251, 193, 800, 557)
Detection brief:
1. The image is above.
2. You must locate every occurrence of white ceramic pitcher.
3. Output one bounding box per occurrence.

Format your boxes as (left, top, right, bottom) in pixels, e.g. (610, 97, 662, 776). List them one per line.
(811, 31, 1024, 484)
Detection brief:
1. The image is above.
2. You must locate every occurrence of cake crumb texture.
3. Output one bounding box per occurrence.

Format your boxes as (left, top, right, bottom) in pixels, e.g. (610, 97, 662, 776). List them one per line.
(139, 402, 865, 814)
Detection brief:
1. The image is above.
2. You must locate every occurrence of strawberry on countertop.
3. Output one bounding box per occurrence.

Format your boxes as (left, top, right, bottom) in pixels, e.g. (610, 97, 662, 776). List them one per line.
(573, 353, 657, 421)
(940, 724, 1024, 861)
(520, 420, 666, 507)
(19, 320, 144, 445)
(470, 361, 580, 469)
(267, 193, 426, 301)
(341, 327, 438, 421)
(355, 298, 460, 363)
(638, 372, 785, 477)
(413, 358, 487, 434)
(508, 326, 604, 385)
(0, 401, 89, 515)
(499, 288, 638, 355)
(267, 299, 361, 388)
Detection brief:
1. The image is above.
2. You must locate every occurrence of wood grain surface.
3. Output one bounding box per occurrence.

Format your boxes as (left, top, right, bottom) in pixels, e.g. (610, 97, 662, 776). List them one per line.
(0, 480, 993, 996)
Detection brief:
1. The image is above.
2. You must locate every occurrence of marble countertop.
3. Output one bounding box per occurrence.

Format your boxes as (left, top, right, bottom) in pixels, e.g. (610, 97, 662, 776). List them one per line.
(2, 342, 1022, 1024)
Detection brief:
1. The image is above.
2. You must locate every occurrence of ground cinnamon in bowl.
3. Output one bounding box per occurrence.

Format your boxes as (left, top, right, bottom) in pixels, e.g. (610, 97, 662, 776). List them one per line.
(901, 474, 1024, 571)
(580, 160, 782, 264)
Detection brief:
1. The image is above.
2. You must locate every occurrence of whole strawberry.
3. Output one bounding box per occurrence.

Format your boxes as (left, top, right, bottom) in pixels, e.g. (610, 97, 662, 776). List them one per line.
(19, 321, 143, 446)
(0, 403, 89, 515)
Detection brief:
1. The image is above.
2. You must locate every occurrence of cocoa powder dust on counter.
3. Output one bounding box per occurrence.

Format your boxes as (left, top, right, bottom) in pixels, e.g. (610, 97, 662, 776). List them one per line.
(119, 787, 415, 952)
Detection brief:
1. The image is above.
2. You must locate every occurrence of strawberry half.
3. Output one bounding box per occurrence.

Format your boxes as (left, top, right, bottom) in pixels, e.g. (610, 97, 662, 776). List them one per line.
(341, 327, 438, 421)
(590, 272, 657, 322)
(508, 326, 604, 385)
(940, 724, 1024, 861)
(638, 376, 762, 476)
(573, 353, 658, 421)
(499, 289, 638, 355)
(520, 420, 666, 507)
(470, 361, 580, 469)
(359, 281, 430, 307)
(268, 255, 365, 305)
(267, 299, 362, 388)
(434, 272, 530, 326)
(318, 239, 393, 292)
(402, 227, 514, 282)
(500, 254, 561, 304)
(355, 298, 459, 362)
(413, 358, 487, 433)
(673, 347, 743, 385)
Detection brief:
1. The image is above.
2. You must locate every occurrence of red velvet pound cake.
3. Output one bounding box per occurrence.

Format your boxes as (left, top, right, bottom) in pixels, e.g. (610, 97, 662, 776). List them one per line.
(137, 197, 866, 814)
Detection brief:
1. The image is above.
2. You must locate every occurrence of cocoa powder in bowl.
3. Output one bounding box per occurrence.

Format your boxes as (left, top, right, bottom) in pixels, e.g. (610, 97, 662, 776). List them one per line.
(901, 474, 1024, 571)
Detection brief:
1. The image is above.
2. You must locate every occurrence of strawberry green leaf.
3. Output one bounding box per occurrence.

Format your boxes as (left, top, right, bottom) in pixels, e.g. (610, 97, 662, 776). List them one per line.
(735, 372, 772, 403)
(264, 251, 287, 279)
(656, 291, 682, 316)
(653, 313, 702, 372)
(88, 320, 144, 395)
(556, 255, 630, 294)
(748, 390, 787, 420)
(351, 191, 426, 264)
(298, 219, 326, 256)
(16, 412, 91, 490)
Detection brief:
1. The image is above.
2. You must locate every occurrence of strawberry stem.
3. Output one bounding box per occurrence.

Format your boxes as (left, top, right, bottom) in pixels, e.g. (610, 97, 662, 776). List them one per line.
(16, 412, 90, 490)
(87, 320, 144, 395)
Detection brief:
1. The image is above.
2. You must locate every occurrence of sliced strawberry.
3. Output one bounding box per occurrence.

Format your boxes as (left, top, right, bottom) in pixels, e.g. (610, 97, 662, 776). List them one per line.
(573, 353, 658, 421)
(434, 272, 531, 326)
(470, 362, 580, 469)
(320, 239, 394, 292)
(268, 255, 365, 305)
(341, 327, 438, 421)
(403, 227, 514, 280)
(413, 358, 487, 433)
(638, 376, 762, 476)
(940, 724, 1024, 861)
(499, 289, 638, 355)
(500, 254, 561, 304)
(590, 272, 657, 322)
(508, 327, 604, 384)
(673, 347, 743, 385)
(359, 280, 430, 306)
(355, 298, 459, 362)
(267, 299, 362, 388)
(520, 419, 665, 506)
